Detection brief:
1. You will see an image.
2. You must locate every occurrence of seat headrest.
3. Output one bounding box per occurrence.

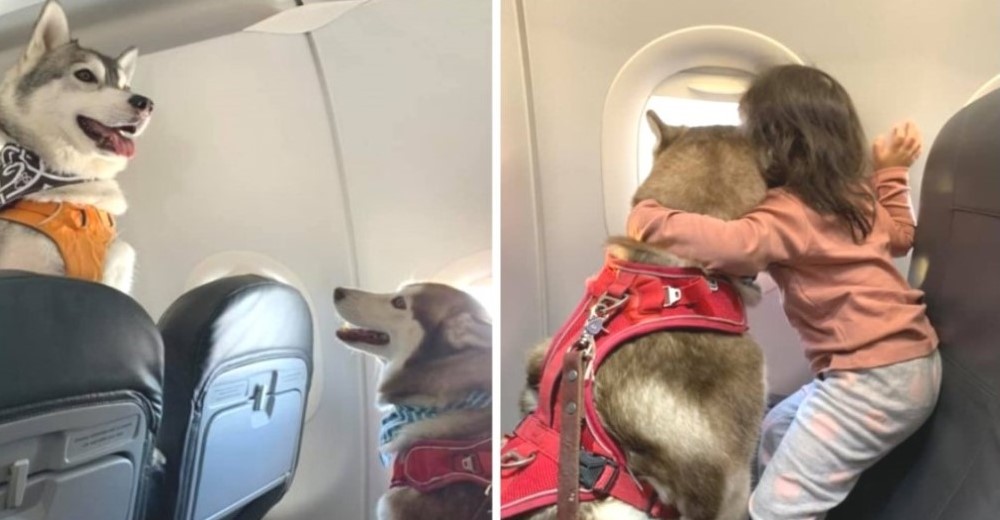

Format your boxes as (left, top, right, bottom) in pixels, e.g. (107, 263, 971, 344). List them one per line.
(158, 274, 313, 391)
(911, 87, 1000, 289)
(0, 271, 163, 417)
(909, 86, 1000, 394)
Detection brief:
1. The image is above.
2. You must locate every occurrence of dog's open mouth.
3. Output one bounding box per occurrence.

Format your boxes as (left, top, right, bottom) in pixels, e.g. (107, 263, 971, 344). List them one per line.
(77, 116, 137, 158)
(336, 325, 390, 346)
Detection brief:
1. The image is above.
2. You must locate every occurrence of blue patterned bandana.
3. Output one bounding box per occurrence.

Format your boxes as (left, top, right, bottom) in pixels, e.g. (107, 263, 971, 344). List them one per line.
(0, 143, 87, 210)
(378, 389, 492, 466)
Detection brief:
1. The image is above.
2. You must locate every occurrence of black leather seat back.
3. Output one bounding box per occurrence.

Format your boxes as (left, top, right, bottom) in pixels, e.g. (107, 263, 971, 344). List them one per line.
(831, 88, 1000, 519)
(0, 271, 163, 520)
(154, 275, 312, 520)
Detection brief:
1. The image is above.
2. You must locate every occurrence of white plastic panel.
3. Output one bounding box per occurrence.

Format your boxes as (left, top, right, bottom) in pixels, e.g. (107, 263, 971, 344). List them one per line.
(0, 458, 134, 520)
(0, 402, 149, 520)
(190, 359, 307, 520)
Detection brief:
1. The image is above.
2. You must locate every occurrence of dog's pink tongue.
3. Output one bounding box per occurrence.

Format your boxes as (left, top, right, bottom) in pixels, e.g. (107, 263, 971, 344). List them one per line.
(110, 133, 135, 158)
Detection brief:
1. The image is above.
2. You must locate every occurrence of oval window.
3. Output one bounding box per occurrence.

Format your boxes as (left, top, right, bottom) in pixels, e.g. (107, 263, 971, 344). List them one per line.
(432, 249, 494, 318)
(602, 25, 804, 234)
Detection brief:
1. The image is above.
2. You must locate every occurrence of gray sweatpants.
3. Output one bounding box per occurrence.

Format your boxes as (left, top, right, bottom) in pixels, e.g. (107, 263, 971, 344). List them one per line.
(750, 350, 942, 520)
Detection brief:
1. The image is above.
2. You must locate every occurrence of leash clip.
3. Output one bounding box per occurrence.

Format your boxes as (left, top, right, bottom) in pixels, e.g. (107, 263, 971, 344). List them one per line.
(591, 293, 629, 318)
(575, 292, 629, 381)
(583, 293, 629, 336)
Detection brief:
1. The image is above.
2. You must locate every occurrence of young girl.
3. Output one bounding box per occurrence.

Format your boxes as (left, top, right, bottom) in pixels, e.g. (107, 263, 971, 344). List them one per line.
(627, 64, 941, 519)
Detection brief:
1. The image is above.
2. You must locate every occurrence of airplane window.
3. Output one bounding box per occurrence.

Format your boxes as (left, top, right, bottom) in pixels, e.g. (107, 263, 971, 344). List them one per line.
(602, 26, 803, 235)
(638, 67, 748, 181)
(186, 251, 325, 422)
(432, 249, 494, 318)
(459, 275, 494, 318)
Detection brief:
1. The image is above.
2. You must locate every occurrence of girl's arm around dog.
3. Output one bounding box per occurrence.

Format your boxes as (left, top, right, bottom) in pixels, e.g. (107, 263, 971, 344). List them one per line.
(627, 191, 812, 277)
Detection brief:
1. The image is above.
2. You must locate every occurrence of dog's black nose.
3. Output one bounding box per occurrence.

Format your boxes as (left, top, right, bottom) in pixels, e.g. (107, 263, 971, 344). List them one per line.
(129, 94, 154, 112)
(333, 288, 346, 302)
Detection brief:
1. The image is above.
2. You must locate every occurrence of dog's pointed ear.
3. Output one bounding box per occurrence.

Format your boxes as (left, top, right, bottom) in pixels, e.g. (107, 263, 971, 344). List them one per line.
(442, 311, 492, 350)
(117, 47, 139, 84)
(646, 110, 684, 151)
(22, 1, 70, 66)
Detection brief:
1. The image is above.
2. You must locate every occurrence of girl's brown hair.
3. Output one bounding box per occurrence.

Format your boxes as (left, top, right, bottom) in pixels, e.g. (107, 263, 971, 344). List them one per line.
(740, 65, 874, 242)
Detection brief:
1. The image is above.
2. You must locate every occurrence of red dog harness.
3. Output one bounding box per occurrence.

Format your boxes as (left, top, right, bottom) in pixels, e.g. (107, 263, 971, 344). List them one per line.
(391, 437, 492, 492)
(500, 256, 749, 519)
(391, 437, 492, 518)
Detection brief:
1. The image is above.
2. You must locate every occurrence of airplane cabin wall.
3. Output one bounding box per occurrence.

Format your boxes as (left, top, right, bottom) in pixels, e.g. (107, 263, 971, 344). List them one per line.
(307, 0, 491, 516)
(501, 0, 1000, 428)
(500, 0, 548, 431)
(116, 0, 490, 518)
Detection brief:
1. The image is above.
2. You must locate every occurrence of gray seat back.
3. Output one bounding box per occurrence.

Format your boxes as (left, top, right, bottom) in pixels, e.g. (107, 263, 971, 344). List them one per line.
(154, 275, 312, 520)
(830, 88, 1000, 518)
(0, 271, 164, 520)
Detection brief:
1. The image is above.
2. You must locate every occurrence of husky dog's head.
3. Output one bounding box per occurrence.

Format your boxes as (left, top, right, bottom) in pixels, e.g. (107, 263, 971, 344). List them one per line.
(608, 111, 769, 300)
(334, 283, 491, 405)
(633, 111, 766, 220)
(0, 1, 153, 178)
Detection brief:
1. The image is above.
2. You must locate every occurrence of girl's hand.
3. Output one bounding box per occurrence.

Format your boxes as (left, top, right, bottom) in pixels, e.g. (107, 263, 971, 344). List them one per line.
(873, 121, 922, 170)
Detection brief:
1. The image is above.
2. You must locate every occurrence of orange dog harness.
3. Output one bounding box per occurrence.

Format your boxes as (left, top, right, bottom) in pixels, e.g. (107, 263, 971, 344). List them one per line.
(0, 200, 116, 282)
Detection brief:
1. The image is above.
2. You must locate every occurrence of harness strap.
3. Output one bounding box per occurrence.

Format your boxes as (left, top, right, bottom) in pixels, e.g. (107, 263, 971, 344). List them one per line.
(583, 456, 683, 518)
(501, 257, 750, 519)
(557, 345, 585, 520)
(0, 200, 115, 282)
(390, 437, 492, 494)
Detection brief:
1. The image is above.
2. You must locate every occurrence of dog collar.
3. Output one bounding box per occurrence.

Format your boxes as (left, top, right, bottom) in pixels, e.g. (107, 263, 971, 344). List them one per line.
(0, 142, 89, 210)
(379, 389, 491, 466)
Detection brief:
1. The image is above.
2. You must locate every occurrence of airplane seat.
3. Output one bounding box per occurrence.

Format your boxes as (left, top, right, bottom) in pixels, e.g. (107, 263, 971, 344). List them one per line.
(0, 270, 164, 520)
(152, 275, 313, 520)
(829, 88, 1000, 518)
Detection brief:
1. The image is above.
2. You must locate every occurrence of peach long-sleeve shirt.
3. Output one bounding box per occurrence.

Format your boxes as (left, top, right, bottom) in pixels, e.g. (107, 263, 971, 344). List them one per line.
(628, 167, 938, 374)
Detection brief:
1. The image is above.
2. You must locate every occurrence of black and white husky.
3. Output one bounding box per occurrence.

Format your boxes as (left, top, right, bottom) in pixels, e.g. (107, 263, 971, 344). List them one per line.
(0, 0, 153, 292)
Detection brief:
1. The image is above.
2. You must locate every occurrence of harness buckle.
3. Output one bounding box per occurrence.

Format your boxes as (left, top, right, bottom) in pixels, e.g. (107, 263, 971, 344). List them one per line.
(664, 286, 682, 307)
(579, 451, 618, 495)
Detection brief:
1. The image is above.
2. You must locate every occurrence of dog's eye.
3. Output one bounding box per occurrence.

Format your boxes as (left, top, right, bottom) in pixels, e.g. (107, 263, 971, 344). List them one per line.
(74, 70, 97, 83)
(391, 296, 407, 310)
